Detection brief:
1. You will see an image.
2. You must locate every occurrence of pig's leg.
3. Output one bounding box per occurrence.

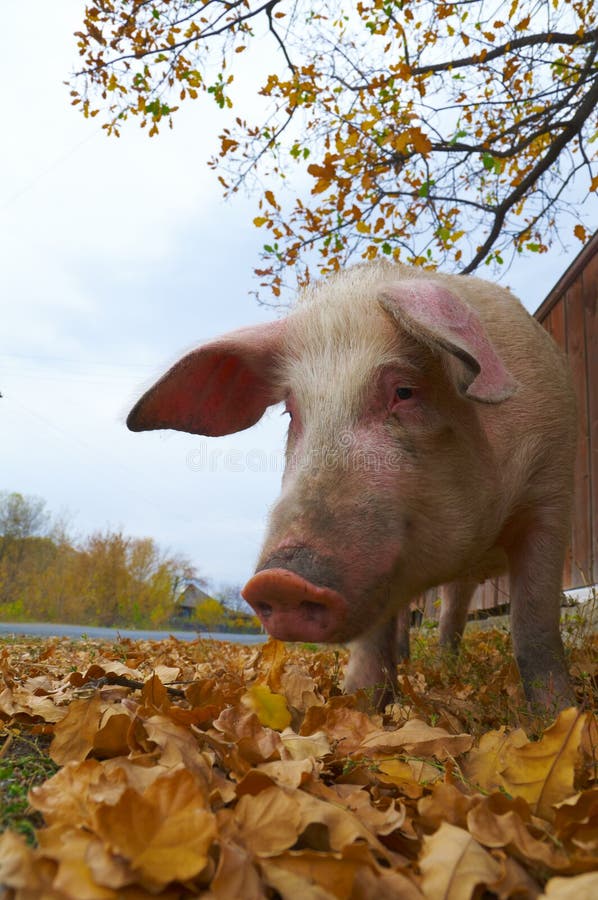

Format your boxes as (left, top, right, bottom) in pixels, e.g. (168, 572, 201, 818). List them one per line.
(438, 580, 476, 652)
(396, 604, 411, 662)
(345, 615, 399, 709)
(507, 518, 575, 711)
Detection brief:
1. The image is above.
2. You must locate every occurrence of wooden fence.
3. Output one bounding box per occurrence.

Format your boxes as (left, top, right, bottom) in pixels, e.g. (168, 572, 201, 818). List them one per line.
(418, 233, 598, 620)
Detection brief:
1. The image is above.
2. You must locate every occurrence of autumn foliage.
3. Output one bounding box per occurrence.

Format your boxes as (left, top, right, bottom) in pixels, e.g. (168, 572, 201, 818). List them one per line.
(0, 626, 597, 898)
(70, 0, 597, 296)
(0, 492, 195, 629)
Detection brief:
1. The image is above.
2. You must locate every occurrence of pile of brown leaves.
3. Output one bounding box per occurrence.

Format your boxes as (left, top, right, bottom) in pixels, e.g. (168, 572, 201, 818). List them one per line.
(0, 630, 596, 899)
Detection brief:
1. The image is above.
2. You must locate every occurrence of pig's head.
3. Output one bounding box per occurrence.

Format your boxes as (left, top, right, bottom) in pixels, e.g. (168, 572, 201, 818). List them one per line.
(128, 268, 517, 645)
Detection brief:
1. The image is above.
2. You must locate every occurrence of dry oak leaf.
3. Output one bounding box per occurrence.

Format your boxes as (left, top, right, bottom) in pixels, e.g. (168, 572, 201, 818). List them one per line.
(141, 713, 214, 783)
(420, 822, 503, 900)
(233, 759, 320, 797)
(91, 708, 134, 759)
(102, 755, 179, 795)
(211, 706, 283, 765)
(149, 664, 182, 684)
(418, 782, 475, 831)
(280, 664, 325, 711)
(49, 695, 106, 764)
(280, 728, 331, 760)
(234, 784, 304, 855)
(340, 786, 407, 836)
(462, 725, 528, 792)
(542, 871, 598, 898)
(260, 845, 422, 900)
(140, 672, 171, 711)
(242, 683, 293, 730)
(499, 708, 589, 821)
(37, 824, 127, 899)
(0, 829, 37, 891)
(30, 759, 128, 827)
(211, 838, 266, 900)
(489, 853, 542, 899)
(466, 796, 570, 870)
(553, 787, 598, 851)
(359, 718, 473, 759)
(252, 637, 288, 691)
(374, 757, 431, 796)
(234, 783, 397, 862)
(294, 787, 399, 860)
(2, 684, 67, 723)
(93, 767, 216, 890)
(256, 757, 322, 790)
(300, 698, 381, 753)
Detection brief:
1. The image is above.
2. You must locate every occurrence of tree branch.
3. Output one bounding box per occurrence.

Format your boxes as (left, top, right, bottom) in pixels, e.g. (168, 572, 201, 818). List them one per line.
(411, 28, 598, 76)
(462, 69, 598, 272)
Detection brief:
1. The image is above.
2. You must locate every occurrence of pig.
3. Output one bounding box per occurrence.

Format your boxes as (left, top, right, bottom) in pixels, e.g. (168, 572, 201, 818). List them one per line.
(127, 263, 576, 711)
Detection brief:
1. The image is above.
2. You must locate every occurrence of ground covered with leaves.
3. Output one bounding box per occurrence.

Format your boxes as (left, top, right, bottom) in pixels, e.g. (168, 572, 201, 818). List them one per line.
(0, 624, 597, 899)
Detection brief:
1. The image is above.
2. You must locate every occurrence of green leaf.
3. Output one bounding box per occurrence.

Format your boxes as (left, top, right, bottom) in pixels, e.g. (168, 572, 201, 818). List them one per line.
(418, 179, 435, 198)
(482, 153, 502, 174)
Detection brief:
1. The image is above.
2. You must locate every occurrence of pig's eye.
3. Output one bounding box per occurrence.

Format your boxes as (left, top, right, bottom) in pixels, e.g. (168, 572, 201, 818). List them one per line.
(395, 387, 413, 401)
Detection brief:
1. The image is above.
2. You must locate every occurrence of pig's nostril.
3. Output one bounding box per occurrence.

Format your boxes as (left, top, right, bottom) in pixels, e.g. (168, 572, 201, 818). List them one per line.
(254, 601, 273, 619)
(300, 600, 326, 622)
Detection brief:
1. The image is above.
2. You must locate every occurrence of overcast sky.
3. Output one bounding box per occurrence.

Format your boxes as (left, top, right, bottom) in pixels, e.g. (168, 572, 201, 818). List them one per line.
(1, 2, 594, 591)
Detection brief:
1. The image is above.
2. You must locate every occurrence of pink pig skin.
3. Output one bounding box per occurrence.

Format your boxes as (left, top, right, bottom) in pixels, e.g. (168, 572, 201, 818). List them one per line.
(128, 263, 576, 711)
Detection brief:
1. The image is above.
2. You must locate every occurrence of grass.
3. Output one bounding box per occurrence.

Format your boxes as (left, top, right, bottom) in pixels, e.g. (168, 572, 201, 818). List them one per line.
(0, 731, 58, 844)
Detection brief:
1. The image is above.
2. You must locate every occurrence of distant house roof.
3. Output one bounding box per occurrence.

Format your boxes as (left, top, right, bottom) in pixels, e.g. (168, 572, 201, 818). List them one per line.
(176, 580, 216, 611)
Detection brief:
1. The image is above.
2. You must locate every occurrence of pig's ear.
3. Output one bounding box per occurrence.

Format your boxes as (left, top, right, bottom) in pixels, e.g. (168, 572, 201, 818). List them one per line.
(127, 321, 286, 436)
(380, 280, 518, 403)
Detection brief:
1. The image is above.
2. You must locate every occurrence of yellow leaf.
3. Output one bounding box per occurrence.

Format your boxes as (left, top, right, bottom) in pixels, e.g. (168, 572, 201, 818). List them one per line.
(462, 726, 528, 792)
(391, 131, 411, 154)
(500, 708, 588, 821)
(574, 224, 587, 242)
(420, 822, 503, 900)
(253, 216, 269, 227)
(543, 872, 598, 898)
(356, 220, 371, 234)
(243, 684, 292, 730)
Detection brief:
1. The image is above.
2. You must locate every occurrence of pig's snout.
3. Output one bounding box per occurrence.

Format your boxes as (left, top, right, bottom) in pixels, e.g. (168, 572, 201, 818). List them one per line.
(242, 549, 347, 642)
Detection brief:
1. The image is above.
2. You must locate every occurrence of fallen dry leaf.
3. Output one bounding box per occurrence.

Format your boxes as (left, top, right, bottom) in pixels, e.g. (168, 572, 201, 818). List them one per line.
(542, 871, 598, 898)
(48, 695, 107, 765)
(358, 717, 473, 758)
(93, 768, 216, 890)
(499, 708, 589, 821)
(0, 633, 595, 899)
(420, 821, 503, 899)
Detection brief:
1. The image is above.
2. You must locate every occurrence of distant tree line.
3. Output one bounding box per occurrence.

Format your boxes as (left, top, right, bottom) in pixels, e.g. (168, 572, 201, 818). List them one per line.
(0, 491, 259, 632)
